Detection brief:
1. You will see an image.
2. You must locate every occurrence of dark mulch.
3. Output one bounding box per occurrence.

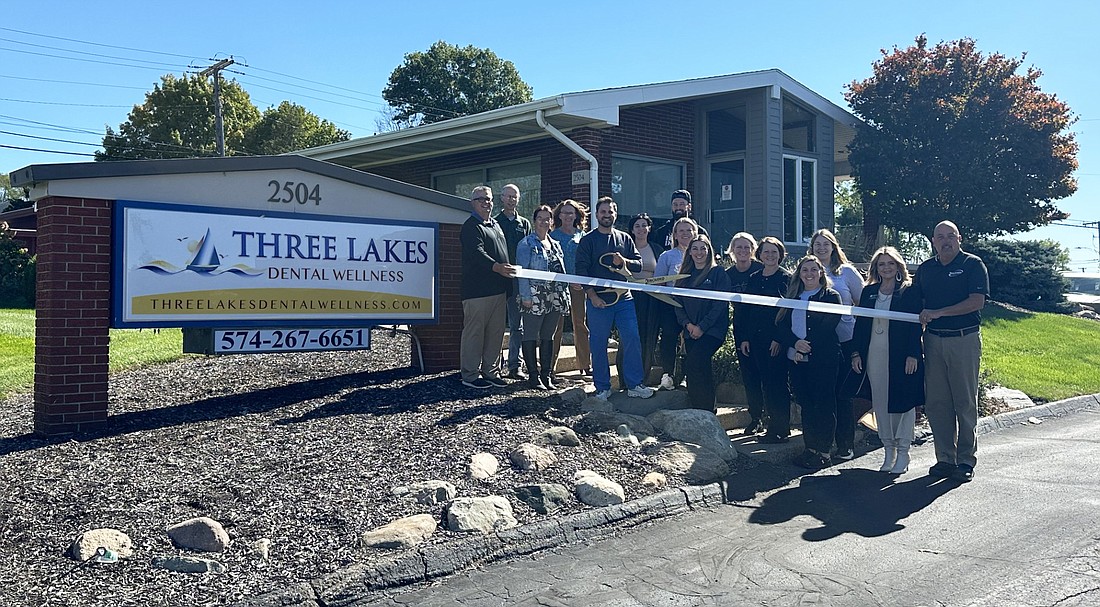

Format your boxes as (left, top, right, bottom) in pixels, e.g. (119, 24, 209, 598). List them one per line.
(0, 333, 695, 606)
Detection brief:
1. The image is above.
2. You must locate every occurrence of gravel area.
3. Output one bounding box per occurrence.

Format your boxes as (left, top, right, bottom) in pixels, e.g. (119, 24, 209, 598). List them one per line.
(0, 332, 703, 606)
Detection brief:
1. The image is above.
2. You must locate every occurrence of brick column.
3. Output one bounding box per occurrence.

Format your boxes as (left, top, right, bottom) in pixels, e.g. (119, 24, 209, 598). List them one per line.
(411, 222, 462, 372)
(34, 196, 112, 436)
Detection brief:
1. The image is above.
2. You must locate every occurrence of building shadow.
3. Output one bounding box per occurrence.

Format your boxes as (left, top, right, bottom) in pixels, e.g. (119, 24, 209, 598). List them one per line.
(747, 468, 960, 540)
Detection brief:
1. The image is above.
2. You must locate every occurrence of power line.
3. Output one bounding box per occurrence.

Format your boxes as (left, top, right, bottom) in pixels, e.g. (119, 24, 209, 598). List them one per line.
(0, 26, 199, 60)
(0, 97, 131, 108)
(0, 72, 150, 91)
(0, 143, 94, 157)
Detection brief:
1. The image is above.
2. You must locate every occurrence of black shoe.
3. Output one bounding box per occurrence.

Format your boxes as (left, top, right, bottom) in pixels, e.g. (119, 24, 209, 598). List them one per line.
(743, 419, 764, 435)
(505, 368, 527, 380)
(834, 448, 855, 461)
(483, 376, 509, 388)
(461, 378, 492, 389)
(952, 464, 974, 482)
(758, 434, 790, 444)
(929, 461, 956, 478)
(794, 451, 830, 469)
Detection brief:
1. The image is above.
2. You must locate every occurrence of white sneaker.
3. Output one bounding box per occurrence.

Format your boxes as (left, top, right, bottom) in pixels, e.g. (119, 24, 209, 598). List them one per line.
(627, 385, 655, 399)
(659, 373, 675, 391)
(593, 389, 612, 401)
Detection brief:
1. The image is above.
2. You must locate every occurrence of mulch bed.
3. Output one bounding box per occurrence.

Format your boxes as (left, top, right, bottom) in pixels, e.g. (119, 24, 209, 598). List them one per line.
(0, 333, 695, 606)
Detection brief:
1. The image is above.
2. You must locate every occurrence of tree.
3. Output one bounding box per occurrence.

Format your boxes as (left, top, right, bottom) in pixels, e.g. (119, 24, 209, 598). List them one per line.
(845, 35, 1078, 242)
(382, 40, 533, 127)
(0, 174, 31, 212)
(243, 101, 351, 155)
(98, 74, 261, 160)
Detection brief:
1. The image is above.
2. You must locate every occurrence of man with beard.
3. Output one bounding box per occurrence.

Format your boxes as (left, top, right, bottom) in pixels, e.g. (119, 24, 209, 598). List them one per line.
(914, 220, 988, 483)
(576, 197, 655, 401)
(649, 189, 709, 250)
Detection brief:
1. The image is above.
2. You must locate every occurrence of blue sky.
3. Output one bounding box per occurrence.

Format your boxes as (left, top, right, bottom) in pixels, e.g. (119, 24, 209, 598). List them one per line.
(3, 0, 1098, 268)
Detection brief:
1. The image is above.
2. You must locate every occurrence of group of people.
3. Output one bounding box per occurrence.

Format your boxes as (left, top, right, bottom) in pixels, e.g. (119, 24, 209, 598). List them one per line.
(460, 184, 988, 482)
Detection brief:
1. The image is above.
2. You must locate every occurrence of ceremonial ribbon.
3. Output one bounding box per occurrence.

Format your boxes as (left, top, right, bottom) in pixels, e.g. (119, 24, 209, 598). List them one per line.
(512, 268, 921, 324)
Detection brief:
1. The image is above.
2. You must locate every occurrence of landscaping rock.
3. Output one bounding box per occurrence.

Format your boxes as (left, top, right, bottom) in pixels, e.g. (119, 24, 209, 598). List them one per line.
(151, 555, 226, 574)
(404, 480, 457, 506)
(69, 528, 134, 562)
(166, 517, 230, 553)
(445, 496, 518, 533)
(467, 452, 500, 480)
(537, 426, 581, 447)
(514, 483, 571, 514)
(648, 409, 738, 463)
(361, 513, 438, 549)
(572, 470, 625, 506)
(646, 441, 731, 483)
(575, 411, 655, 437)
(642, 472, 668, 489)
(509, 443, 557, 471)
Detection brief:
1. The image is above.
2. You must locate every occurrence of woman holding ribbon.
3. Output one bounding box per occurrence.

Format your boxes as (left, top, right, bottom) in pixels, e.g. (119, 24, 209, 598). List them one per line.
(674, 235, 730, 411)
(777, 255, 842, 470)
(726, 232, 765, 431)
(516, 205, 571, 390)
(850, 246, 924, 474)
(652, 217, 699, 390)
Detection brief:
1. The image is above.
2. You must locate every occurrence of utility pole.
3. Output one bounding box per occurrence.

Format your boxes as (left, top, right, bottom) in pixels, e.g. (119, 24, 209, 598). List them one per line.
(198, 57, 236, 157)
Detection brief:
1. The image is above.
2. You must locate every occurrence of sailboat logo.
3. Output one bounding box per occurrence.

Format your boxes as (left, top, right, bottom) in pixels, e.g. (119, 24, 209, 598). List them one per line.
(138, 228, 261, 276)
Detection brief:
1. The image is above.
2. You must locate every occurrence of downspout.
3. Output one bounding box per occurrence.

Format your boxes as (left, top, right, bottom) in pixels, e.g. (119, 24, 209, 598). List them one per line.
(536, 109, 598, 210)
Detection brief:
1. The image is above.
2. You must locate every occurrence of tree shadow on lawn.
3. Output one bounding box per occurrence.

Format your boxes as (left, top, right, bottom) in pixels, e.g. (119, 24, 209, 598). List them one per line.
(0, 366, 419, 456)
(747, 468, 961, 540)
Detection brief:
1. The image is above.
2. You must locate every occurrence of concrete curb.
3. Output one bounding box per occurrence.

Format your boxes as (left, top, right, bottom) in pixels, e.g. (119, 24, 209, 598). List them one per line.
(239, 393, 1100, 607)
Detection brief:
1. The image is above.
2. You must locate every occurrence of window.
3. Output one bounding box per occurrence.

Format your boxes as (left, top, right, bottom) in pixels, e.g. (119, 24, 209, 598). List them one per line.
(783, 98, 816, 152)
(707, 106, 746, 154)
(433, 159, 541, 217)
(610, 155, 685, 221)
(783, 156, 817, 244)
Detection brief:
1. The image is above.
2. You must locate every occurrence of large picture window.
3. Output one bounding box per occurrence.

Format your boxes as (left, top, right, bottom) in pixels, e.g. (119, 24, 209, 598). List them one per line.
(783, 156, 817, 244)
(611, 154, 685, 221)
(433, 159, 541, 217)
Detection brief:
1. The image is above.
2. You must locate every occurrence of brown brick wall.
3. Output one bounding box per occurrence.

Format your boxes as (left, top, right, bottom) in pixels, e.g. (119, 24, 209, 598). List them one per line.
(34, 196, 112, 436)
(411, 222, 463, 372)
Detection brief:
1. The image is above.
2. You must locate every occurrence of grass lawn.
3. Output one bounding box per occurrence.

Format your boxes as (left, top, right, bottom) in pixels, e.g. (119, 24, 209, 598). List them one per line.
(980, 304, 1100, 402)
(0, 309, 185, 399)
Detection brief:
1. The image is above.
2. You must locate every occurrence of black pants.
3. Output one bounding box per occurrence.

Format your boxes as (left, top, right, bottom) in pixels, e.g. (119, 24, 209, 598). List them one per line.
(656, 301, 680, 375)
(833, 340, 856, 453)
(741, 339, 792, 434)
(683, 333, 723, 411)
(790, 350, 839, 454)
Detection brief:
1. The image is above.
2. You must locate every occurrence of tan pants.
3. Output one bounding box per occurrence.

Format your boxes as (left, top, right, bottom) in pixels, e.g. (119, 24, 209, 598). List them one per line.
(924, 331, 982, 468)
(460, 294, 507, 382)
(553, 288, 591, 372)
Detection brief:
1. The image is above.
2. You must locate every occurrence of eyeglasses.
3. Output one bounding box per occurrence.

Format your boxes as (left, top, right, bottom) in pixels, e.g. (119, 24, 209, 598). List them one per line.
(472, 196, 492, 202)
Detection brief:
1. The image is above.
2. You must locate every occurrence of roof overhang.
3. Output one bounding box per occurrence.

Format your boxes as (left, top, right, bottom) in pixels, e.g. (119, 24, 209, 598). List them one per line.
(300, 69, 859, 177)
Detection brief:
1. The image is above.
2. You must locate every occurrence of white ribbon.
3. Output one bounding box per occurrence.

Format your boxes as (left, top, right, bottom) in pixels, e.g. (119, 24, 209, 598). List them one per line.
(513, 268, 921, 324)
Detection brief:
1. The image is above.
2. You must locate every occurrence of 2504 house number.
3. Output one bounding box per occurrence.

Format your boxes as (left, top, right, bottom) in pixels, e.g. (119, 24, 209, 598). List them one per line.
(267, 180, 322, 205)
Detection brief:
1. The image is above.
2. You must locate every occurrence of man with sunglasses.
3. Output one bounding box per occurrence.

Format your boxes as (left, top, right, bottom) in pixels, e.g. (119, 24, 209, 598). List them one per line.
(576, 197, 655, 401)
(459, 185, 519, 389)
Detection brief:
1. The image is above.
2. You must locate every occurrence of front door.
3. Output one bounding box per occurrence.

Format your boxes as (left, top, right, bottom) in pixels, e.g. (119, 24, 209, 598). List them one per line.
(708, 159, 744, 253)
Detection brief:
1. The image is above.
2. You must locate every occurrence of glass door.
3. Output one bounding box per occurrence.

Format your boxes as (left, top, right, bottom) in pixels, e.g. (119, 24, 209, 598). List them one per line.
(708, 159, 744, 253)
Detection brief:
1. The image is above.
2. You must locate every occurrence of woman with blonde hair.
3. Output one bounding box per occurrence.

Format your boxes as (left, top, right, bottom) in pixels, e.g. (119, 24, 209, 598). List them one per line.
(550, 199, 591, 376)
(850, 246, 924, 474)
(810, 228, 865, 461)
(673, 235, 730, 411)
(777, 255, 842, 469)
(652, 217, 699, 390)
(726, 232, 764, 431)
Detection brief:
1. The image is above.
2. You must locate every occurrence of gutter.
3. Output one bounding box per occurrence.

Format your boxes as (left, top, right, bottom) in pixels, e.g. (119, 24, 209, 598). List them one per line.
(535, 109, 598, 210)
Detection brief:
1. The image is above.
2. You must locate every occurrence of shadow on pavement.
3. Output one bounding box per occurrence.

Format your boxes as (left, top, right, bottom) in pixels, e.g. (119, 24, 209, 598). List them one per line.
(746, 467, 961, 540)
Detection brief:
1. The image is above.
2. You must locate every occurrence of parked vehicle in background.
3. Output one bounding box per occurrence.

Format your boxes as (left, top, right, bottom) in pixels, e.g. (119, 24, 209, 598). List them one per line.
(1064, 272, 1100, 311)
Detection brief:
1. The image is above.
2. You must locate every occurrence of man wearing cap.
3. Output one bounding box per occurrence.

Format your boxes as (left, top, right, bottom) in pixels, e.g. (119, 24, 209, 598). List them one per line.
(459, 185, 519, 390)
(914, 220, 989, 483)
(494, 184, 532, 380)
(576, 197, 655, 401)
(650, 189, 709, 250)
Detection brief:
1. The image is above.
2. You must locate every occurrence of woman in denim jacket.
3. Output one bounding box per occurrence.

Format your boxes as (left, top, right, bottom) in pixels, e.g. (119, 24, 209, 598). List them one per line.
(516, 205, 571, 389)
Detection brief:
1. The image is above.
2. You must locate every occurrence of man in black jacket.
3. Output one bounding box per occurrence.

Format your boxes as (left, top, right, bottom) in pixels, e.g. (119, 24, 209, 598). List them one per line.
(459, 186, 518, 389)
(649, 189, 708, 250)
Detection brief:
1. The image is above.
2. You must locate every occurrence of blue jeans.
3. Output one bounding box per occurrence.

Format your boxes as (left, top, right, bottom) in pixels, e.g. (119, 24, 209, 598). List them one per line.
(505, 295, 523, 372)
(587, 298, 643, 392)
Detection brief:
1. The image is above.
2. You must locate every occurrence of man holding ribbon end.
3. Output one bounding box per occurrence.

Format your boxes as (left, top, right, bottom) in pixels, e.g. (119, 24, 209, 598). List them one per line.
(914, 220, 989, 483)
(576, 197, 655, 401)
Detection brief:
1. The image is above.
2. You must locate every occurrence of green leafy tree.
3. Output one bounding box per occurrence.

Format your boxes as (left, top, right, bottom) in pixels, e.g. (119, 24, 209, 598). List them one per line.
(966, 238, 1070, 312)
(845, 35, 1078, 242)
(0, 222, 35, 308)
(243, 101, 351, 154)
(382, 40, 533, 126)
(0, 174, 31, 212)
(98, 74, 261, 160)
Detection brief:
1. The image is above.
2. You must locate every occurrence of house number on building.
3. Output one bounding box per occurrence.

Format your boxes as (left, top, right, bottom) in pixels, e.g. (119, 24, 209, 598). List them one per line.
(267, 180, 323, 205)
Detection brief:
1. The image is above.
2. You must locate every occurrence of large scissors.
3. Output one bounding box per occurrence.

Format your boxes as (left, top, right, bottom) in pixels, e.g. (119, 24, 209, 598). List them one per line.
(598, 252, 688, 307)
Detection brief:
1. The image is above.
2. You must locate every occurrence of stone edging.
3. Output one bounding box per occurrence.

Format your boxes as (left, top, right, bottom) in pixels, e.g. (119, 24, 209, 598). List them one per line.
(238, 392, 1100, 606)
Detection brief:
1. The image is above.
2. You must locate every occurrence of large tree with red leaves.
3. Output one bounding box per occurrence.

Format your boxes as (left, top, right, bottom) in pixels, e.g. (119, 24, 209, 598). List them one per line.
(845, 35, 1078, 244)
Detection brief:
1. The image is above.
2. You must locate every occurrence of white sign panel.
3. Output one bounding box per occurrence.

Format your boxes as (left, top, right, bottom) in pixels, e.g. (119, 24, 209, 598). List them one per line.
(112, 201, 437, 327)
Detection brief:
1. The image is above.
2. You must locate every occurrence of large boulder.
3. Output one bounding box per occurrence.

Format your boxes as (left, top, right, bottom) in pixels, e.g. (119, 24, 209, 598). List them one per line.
(646, 441, 731, 483)
(648, 409, 738, 463)
(572, 470, 625, 507)
(446, 496, 518, 533)
(361, 514, 438, 549)
(69, 528, 134, 562)
(166, 517, 230, 553)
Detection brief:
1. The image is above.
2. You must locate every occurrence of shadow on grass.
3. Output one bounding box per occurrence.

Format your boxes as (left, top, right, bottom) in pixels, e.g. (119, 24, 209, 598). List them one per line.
(0, 366, 419, 456)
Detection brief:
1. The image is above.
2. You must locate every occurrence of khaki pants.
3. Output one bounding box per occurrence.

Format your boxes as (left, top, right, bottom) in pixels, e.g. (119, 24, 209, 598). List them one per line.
(461, 294, 507, 382)
(924, 331, 982, 468)
(553, 288, 591, 372)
